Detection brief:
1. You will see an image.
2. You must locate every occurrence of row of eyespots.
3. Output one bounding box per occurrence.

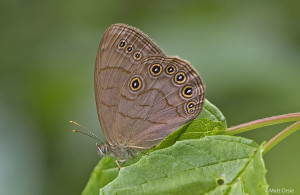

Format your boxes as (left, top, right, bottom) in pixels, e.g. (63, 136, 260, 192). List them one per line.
(128, 63, 197, 114)
(129, 78, 197, 114)
(118, 40, 142, 60)
(148, 64, 187, 84)
(148, 64, 193, 97)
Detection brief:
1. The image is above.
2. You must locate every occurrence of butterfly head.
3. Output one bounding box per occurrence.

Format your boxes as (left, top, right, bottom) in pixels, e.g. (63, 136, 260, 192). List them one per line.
(96, 143, 109, 157)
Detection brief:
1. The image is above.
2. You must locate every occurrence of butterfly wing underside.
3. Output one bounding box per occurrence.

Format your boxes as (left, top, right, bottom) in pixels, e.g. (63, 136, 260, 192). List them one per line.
(114, 56, 205, 149)
(95, 24, 165, 145)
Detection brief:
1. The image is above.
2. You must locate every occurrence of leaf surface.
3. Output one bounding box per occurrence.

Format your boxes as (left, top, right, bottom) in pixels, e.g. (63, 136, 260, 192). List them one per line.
(151, 118, 226, 152)
(100, 136, 268, 195)
(199, 99, 227, 125)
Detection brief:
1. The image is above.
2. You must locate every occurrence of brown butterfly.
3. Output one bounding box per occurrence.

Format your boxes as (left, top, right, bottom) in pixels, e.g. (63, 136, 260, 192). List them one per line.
(74, 24, 205, 167)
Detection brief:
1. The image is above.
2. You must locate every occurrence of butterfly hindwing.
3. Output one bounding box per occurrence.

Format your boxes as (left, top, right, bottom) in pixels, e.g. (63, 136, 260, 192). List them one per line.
(114, 56, 205, 148)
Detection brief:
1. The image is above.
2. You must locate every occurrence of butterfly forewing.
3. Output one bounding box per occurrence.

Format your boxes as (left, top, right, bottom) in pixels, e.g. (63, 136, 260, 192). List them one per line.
(95, 24, 165, 145)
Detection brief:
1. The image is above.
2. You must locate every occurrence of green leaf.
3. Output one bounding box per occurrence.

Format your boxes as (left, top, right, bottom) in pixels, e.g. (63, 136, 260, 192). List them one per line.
(100, 135, 268, 195)
(199, 99, 227, 125)
(82, 99, 229, 194)
(151, 118, 226, 152)
(82, 156, 118, 195)
(82, 155, 143, 195)
(82, 118, 227, 194)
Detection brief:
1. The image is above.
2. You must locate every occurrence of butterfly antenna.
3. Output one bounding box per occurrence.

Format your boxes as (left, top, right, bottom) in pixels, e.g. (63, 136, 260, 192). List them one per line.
(70, 121, 104, 144)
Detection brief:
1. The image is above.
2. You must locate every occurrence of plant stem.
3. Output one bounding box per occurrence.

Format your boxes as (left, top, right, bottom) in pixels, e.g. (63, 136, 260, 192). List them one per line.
(263, 121, 300, 155)
(226, 113, 300, 135)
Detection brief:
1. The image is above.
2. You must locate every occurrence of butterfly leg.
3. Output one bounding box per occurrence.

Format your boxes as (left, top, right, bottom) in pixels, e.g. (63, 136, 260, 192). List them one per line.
(115, 160, 126, 170)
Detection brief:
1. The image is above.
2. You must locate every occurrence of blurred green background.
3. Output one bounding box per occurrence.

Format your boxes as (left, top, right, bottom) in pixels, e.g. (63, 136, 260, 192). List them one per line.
(1, 1, 299, 194)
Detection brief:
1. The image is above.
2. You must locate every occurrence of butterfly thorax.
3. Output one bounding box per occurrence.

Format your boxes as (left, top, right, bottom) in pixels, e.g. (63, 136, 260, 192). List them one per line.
(96, 143, 138, 161)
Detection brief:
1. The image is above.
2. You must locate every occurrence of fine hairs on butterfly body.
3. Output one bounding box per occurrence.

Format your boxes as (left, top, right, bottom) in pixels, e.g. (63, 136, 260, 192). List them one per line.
(74, 23, 206, 167)
(71, 121, 139, 162)
(71, 120, 140, 168)
(96, 143, 139, 160)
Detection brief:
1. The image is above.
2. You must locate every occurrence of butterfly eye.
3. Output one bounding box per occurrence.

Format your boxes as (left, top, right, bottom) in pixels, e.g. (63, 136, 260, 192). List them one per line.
(133, 52, 142, 60)
(165, 65, 176, 75)
(129, 77, 142, 91)
(125, 45, 133, 53)
(118, 40, 127, 49)
(149, 64, 163, 76)
(186, 101, 196, 114)
(182, 85, 193, 98)
(174, 72, 187, 84)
